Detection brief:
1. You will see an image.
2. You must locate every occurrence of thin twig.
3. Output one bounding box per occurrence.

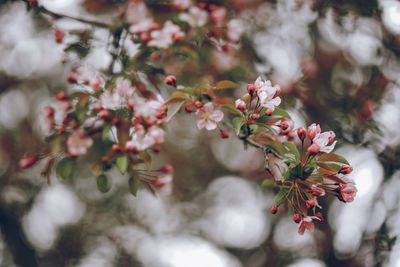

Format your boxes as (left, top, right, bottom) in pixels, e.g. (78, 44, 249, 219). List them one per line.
(23, 0, 114, 29)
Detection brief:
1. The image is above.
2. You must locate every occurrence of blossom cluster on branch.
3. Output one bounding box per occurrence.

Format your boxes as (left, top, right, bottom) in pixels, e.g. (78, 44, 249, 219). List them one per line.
(18, 0, 358, 235)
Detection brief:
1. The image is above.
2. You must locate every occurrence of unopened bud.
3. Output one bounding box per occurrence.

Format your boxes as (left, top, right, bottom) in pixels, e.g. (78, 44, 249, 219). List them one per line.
(339, 165, 353, 174)
(161, 164, 174, 174)
(185, 106, 194, 113)
(247, 84, 256, 95)
(293, 214, 301, 223)
(221, 131, 230, 139)
(165, 75, 177, 87)
(297, 127, 307, 141)
(101, 156, 109, 163)
(270, 205, 278, 214)
(99, 110, 111, 121)
(265, 108, 274, 116)
(250, 113, 259, 121)
(56, 92, 69, 101)
(19, 156, 38, 169)
(194, 101, 203, 108)
(112, 144, 121, 153)
(306, 199, 315, 208)
(112, 117, 121, 126)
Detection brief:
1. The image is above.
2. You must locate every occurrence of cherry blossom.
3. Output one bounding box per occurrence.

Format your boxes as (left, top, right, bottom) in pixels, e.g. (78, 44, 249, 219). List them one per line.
(339, 182, 357, 202)
(173, 0, 191, 11)
(257, 81, 281, 111)
(68, 65, 105, 90)
(67, 129, 93, 157)
(100, 91, 123, 110)
(298, 216, 322, 235)
(179, 6, 208, 27)
(147, 125, 165, 144)
(148, 21, 185, 49)
(195, 102, 224, 130)
(312, 131, 337, 153)
(307, 123, 321, 140)
(126, 128, 155, 151)
(115, 77, 134, 97)
(227, 19, 244, 42)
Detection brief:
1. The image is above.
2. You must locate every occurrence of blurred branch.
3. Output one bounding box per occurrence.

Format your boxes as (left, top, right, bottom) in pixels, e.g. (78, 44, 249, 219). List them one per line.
(22, 0, 114, 29)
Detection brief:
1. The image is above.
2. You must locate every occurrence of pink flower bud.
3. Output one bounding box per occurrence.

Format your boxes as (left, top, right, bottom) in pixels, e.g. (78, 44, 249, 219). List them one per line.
(265, 108, 274, 116)
(161, 164, 174, 174)
(221, 131, 230, 139)
(306, 199, 315, 209)
(280, 118, 294, 135)
(165, 75, 177, 87)
(99, 110, 111, 121)
(270, 205, 278, 214)
(307, 123, 321, 140)
(19, 156, 38, 169)
(311, 184, 325, 197)
(250, 114, 259, 121)
(293, 214, 301, 223)
(56, 92, 69, 101)
(235, 99, 246, 111)
(101, 156, 109, 163)
(185, 106, 194, 113)
(297, 127, 307, 141)
(194, 101, 203, 109)
(55, 29, 65, 43)
(307, 143, 320, 155)
(247, 84, 256, 95)
(339, 165, 353, 174)
(112, 144, 121, 153)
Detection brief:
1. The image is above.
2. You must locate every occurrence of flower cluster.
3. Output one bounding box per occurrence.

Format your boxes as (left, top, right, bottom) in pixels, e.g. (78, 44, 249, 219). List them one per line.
(21, 72, 356, 234)
(167, 76, 356, 235)
(20, 66, 173, 194)
(125, 0, 242, 51)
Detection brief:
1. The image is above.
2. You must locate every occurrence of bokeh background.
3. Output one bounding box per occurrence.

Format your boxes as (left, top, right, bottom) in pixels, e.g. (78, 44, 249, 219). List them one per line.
(0, 0, 400, 266)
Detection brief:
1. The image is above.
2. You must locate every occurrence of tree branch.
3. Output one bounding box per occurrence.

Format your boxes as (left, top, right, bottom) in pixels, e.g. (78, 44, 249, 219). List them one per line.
(23, 0, 114, 29)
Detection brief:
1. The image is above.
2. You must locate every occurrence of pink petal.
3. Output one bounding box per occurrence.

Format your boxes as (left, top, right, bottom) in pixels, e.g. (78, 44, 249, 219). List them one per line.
(205, 121, 217, 130)
(210, 109, 224, 122)
(197, 119, 207, 129)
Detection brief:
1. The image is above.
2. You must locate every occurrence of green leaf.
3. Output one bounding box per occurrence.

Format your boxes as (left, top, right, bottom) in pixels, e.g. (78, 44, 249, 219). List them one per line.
(116, 155, 129, 174)
(272, 108, 291, 119)
(318, 153, 349, 165)
(221, 105, 243, 116)
(288, 163, 303, 180)
(232, 117, 244, 135)
(97, 174, 111, 193)
(261, 179, 275, 188)
(215, 80, 237, 90)
(102, 124, 113, 140)
(283, 141, 300, 161)
(274, 189, 287, 205)
(180, 87, 196, 95)
(129, 174, 140, 196)
(56, 157, 74, 180)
